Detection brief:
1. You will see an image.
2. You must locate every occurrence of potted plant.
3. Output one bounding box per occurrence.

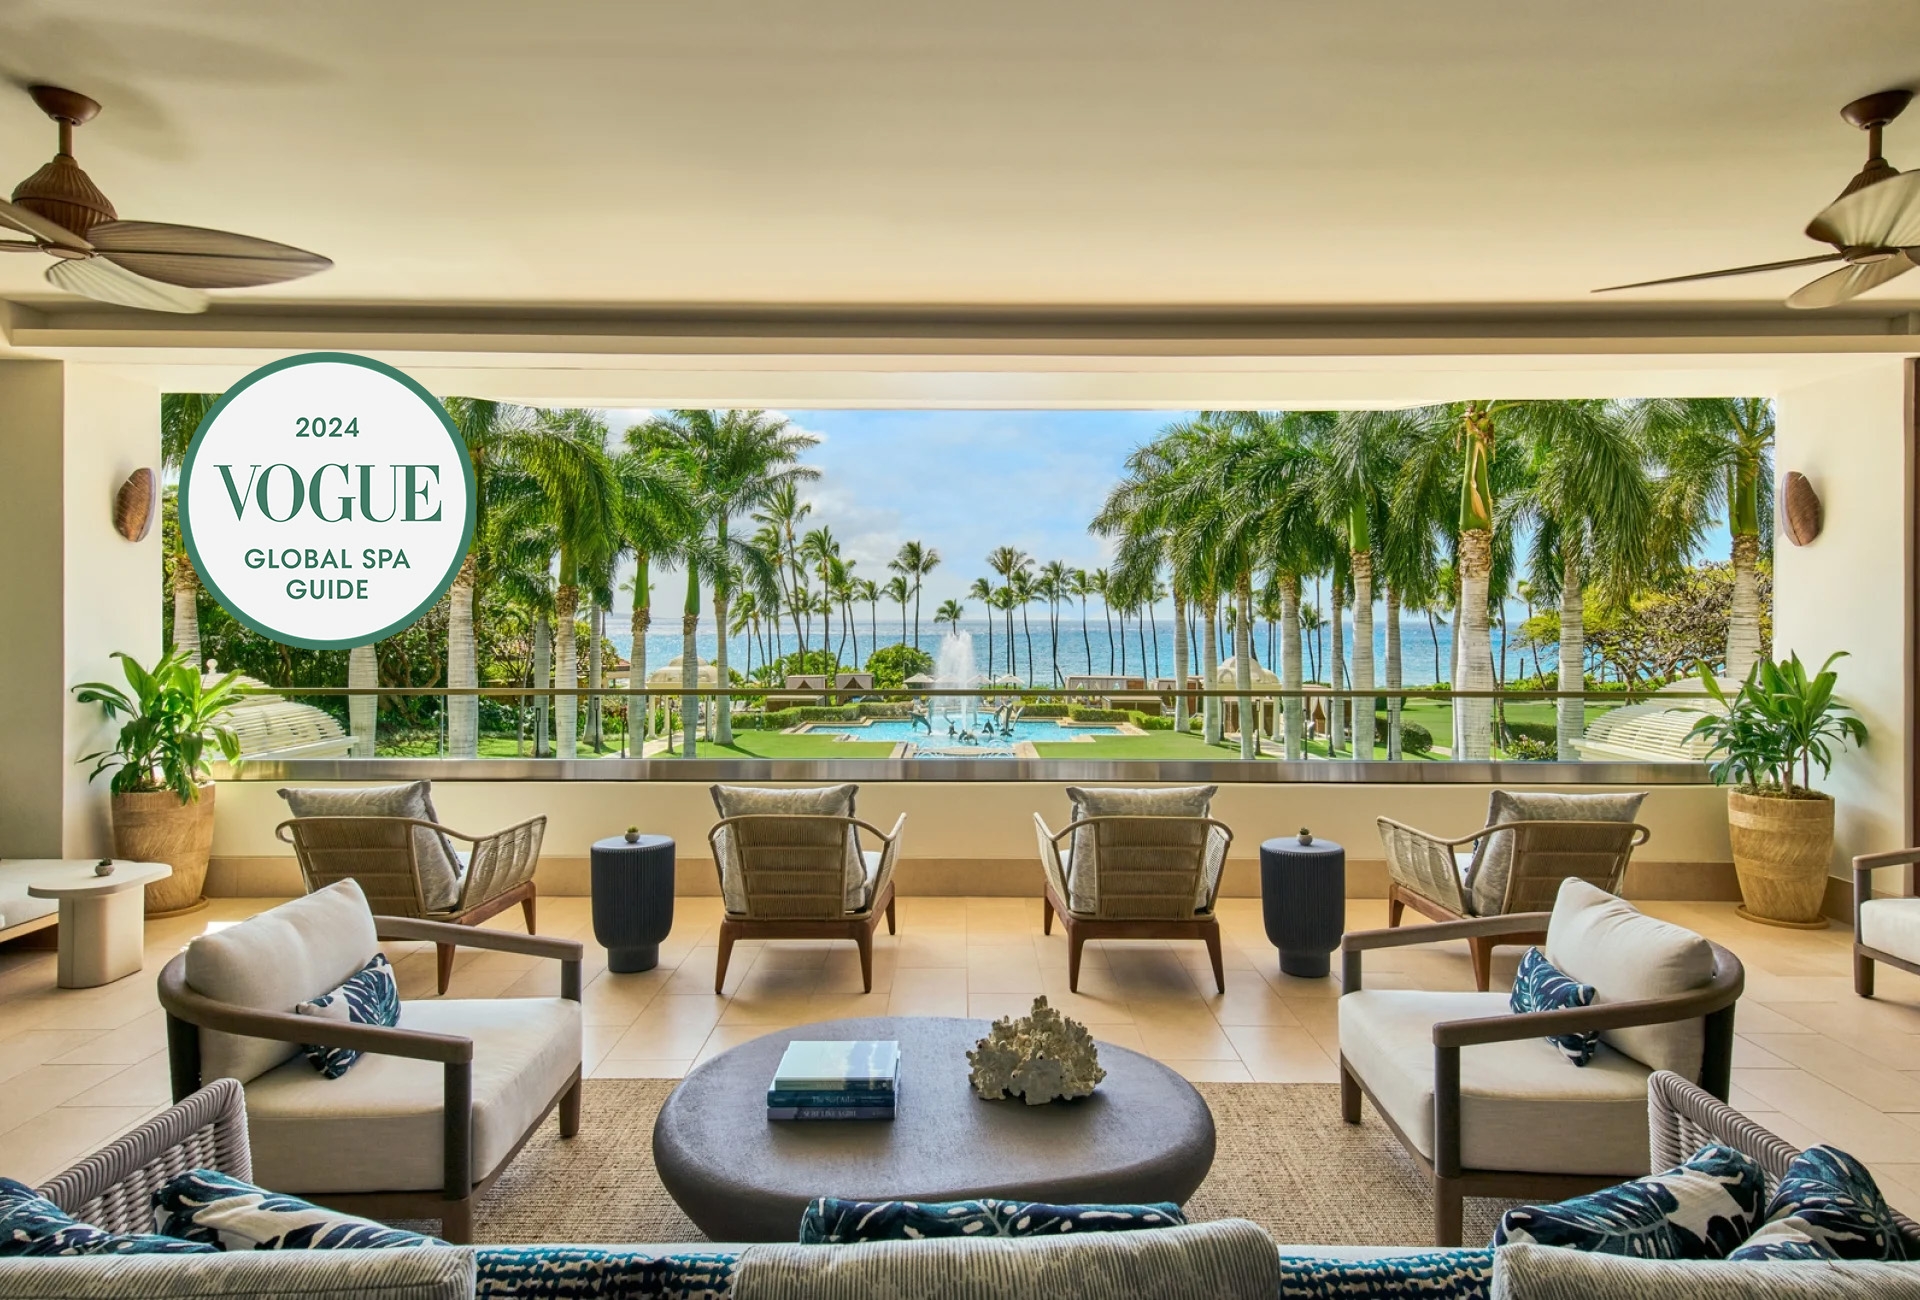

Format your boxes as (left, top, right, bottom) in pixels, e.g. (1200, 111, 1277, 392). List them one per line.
(72, 650, 244, 917)
(1686, 652, 1867, 928)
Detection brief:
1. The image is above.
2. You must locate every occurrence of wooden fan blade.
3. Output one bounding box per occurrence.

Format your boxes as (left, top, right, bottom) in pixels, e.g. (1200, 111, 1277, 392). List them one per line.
(46, 256, 208, 313)
(1785, 253, 1915, 309)
(0, 198, 90, 251)
(1593, 253, 1843, 293)
(1805, 170, 1920, 247)
(87, 220, 331, 288)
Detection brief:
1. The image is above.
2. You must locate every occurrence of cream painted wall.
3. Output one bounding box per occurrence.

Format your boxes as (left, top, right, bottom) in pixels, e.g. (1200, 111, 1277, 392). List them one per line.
(60, 367, 163, 857)
(209, 776, 1733, 898)
(1774, 358, 1914, 887)
(0, 362, 68, 857)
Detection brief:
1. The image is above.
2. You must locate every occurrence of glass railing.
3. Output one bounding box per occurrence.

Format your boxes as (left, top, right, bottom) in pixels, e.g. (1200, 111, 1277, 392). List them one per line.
(210, 680, 1720, 776)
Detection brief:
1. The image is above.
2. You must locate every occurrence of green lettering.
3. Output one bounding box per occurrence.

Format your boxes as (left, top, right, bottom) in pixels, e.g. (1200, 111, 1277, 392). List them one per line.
(256, 464, 305, 523)
(310, 464, 353, 522)
(357, 464, 397, 523)
(402, 465, 442, 522)
(215, 464, 260, 520)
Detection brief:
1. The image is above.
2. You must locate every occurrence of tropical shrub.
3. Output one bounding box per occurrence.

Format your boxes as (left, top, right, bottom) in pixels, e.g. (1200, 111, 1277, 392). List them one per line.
(865, 644, 935, 688)
(73, 650, 245, 800)
(1130, 711, 1173, 731)
(1398, 721, 1434, 755)
(1019, 703, 1070, 718)
(1504, 735, 1556, 761)
(1686, 652, 1866, 795)
(1068, 705, 1127, 722)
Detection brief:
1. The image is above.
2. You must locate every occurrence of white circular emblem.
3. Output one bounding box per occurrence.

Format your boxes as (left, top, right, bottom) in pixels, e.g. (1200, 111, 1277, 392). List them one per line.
(178, 353, 475, 650)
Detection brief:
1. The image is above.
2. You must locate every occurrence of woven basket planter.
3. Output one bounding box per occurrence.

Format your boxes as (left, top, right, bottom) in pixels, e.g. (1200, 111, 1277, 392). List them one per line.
(111, 783, 216, 917)
(1726, 788, 1833, 928)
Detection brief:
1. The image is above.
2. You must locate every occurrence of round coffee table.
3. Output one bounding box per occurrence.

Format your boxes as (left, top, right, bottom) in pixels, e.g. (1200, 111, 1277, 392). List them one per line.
(652, 1016, 1215, 1241)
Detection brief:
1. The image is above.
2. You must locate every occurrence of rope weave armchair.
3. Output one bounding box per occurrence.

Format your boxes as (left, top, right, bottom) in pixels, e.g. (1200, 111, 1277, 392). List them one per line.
(709, 812, 906, 994)
(1378, 816, 1649, 990)
(277, 814, 545, 994)
(1035, 812, 1233, 993)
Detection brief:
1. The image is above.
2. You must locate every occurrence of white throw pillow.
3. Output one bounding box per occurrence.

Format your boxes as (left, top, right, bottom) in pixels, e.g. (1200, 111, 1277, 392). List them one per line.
(186, 881, 380, 1085)
(1545, 878, 1715, 1076)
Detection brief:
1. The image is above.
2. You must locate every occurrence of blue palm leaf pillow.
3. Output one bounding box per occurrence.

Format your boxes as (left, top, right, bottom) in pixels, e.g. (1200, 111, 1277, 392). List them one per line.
(0, 1178, 213, 1256)
(1509, 947, 1597, 1066)
(1729, 1145, 1912, 1261)
(1494, 1143, 1768, 1258)
(294, 952, 399, 1078)
(798, 1198, 1184, 1243)
(154, 1169, 441, 1250)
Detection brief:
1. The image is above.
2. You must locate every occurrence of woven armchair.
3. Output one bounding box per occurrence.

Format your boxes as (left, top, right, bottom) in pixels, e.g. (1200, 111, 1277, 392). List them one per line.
(277, 813, 544, 994)
(1378, 816, 1648, 990)
(1035, 812, 1233, 993)
(709, 812, 906, 994)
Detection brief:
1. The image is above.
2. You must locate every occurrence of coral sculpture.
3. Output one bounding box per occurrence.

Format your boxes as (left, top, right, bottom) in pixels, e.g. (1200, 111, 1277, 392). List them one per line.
(967, 995, 1106, 1104)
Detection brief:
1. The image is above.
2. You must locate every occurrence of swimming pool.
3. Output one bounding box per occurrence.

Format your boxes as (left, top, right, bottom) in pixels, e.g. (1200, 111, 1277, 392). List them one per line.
(805, 718, 1121, 746)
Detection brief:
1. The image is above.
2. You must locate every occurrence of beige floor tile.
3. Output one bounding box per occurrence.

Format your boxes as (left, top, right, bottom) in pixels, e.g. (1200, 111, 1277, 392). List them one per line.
(892, 935, 970, 968)
(1731, 1000, 1822, 1036)
(1089, 1024, 1147, 1054)
(1735, 1068, 1920, 1162)
(719, 995, 816, 1027)
(0, 1064, 127, 1137)
(0, 1030, 106, 1082)
(1745, 1034, 1920, 1112)
(886, 986, 970, 1018)
(694, 1024, 781, 1066)
(606, 995, 726, 1058)
(43, 1010, 167, 1066)
(1223, 1025, 1341, 1083)
(1203, 972, 1304, 1027)
(1129, 1004, 1239, 1060)
(1161, 1058, 1254, 1083)
(1732, 1035, 1794, 1069)
(0, 1105, 160, 1188)
(65, 1053, 175, 1109)
(592, 1057, 691, 1079)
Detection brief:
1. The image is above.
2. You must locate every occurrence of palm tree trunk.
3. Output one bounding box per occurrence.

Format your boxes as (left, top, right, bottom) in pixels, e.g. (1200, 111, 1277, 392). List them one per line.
(1557, 550, 1585, 759)
(533, 614, 552, 758)
(681, 563, 700, 757)
(1147, 601, 1161, 678)
(446, 555, 478, 758)
(1457, 530, 1495, 759)
(588, 602, 604, 751)
(1172, 589, 1191, 733)
(1726, 531, 1763, 682)
(1021, 605, 1035, 687)
(712, 586, 733, 745)
(912, 585, 922, 652)
(1385, 585, 1404, 760)
(555, 584, 580, 759)
(1329, 576, 1347, 754)
(631, 565, 651, 749)
(1050, 602, 1061, 686)
(348, 642, 378, 757)
(1103, 595, 1116, 673)
(1280, 577, 1304, 759)
(1136, 610, 1147, 678)
(1235, 577, 1257, 759)
(1116, 605, 1126, 675)
(1080, 596, 1092, 679)
(1202, 597, 1222, 745)
(171, 556, 202, 667)
(1352, 549, 1375, 759)
(848, 598, 860, 671)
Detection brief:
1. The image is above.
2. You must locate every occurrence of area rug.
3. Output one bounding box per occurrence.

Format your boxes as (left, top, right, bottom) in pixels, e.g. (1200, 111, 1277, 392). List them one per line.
(467, 1080, 1509, 1246)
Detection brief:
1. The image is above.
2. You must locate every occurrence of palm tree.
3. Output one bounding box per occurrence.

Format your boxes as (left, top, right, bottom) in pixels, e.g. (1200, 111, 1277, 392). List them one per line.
(884, 574, 911, 650)
(801, 526, 843, 666)
(752, 481, 814, 673)
(1629, 398, 1774, 681)
(853, 576, 879, 668)
(609, 436, 697, 756)
(934, 598, 965, 637)
(1070, 568, 1094, 679)
(1011, 565, 1038, 686)
(347, 642, 379, 755)
(160, 393, 217, 667)
(892, 541, 941, 650)
(642, 410, 818, 751)
(1039, 559, 1072, 685)
(969, 577, 997, 678)
(984, 546, 1030, 680)
(1090, 568, 1117, 674)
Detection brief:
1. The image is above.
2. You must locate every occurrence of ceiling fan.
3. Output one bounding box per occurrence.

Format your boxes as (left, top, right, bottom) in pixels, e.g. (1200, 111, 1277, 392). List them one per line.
(1598, 89, 1920, 309)
(0, 84, 330, 313)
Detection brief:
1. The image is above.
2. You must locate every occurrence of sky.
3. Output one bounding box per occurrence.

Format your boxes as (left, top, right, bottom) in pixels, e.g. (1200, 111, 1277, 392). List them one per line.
(601, 409, 1190, 621)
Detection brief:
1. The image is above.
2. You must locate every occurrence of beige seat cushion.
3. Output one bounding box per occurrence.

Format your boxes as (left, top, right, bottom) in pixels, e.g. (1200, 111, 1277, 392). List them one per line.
(1546, 878, 1715, 1076)
(1464, 789, 1645, 917)
(1861, 897, 1920, 962)
(186, 881, 378, 1085)
(1063, 785, 1216, 913)
(710, 784, 864, 912)
(1338, 989, 1652, 1176)
(245, 996, 582, 1195)
(278, 782, 464, 911)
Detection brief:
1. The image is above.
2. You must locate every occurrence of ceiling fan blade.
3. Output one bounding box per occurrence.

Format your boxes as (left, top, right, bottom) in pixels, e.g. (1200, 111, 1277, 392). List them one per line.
(1785, 253, 1915, 309)
(1806, 170, 1920, 246)
(45, 256, 208, 313)
(0, 198, 90, 251)
(87, 220, 331, 288)
(1594, 253, 1844, 293)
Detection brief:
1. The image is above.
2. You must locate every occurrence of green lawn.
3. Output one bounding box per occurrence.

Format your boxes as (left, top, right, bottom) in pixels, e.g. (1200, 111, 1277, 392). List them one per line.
(653, 732, 895, 759)
(1031, 732, 1242, 760)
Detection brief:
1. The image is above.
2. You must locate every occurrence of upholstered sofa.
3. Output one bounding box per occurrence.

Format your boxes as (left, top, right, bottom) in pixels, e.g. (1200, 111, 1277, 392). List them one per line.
(5, 1070, 1916, 1297)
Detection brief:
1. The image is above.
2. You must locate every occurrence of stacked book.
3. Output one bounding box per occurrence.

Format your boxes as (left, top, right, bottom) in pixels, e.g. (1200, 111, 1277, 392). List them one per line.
(767, 1039, 899, 1121)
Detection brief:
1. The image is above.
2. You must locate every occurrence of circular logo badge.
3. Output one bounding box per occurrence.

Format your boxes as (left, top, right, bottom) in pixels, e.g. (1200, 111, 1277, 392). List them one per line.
(178, 353, 475, 650)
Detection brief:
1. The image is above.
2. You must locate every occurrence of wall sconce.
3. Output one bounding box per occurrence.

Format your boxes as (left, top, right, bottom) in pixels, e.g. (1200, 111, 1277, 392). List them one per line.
(114, 467, 156, 542)
(1779, 471, 1822, 547)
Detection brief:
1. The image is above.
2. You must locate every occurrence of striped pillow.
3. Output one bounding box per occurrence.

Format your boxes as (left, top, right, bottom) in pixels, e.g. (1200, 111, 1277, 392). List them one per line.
(1510, 947, 1598, 1066)
(294, 952, 399, 1078)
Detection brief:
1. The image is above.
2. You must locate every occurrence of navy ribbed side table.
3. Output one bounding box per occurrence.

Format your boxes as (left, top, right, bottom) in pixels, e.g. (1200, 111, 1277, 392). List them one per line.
(591, 835, 676, 973)
(1260, 834, 1346, 978)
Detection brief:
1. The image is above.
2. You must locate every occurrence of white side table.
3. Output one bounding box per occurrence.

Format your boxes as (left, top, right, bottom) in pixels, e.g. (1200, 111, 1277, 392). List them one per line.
(23, 860, 173, 989)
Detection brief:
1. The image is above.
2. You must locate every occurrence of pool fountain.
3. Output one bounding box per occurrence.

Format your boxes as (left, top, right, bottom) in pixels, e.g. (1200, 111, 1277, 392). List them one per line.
(933, 631, 983, 736)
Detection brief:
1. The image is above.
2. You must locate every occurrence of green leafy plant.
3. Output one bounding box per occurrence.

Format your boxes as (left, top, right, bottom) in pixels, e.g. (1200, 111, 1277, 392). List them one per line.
(1685, 652, 1867, 796)
(72, 650, 244, 801)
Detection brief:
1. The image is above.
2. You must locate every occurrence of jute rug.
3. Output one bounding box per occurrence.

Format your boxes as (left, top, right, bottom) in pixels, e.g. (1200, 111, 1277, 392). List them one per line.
(466, 1080, 1508, 1247)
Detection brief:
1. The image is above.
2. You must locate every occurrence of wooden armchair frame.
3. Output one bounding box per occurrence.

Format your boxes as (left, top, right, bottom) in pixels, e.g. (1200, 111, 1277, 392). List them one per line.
(1378, 816, 1649, 991)
(157, 916, 582, 1243)
(277, 814, 545, 995)
(709, 812, 906, 994)
(1853, 847, 1920, 997)
(1339, 913, 1742, 1245)
(1035, 812, 1234, 994)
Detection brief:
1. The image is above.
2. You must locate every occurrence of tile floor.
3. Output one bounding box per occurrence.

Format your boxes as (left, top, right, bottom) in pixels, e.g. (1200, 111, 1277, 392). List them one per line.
(4, 893, 1920, 1218)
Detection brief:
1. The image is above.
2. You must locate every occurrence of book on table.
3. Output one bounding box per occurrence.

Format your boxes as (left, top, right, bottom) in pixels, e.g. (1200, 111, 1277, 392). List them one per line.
(768, 1039, 899, 1121)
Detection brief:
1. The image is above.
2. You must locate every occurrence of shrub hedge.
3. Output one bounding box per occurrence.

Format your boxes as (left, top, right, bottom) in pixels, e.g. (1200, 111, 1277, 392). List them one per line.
(1068, 705, 1128, 723)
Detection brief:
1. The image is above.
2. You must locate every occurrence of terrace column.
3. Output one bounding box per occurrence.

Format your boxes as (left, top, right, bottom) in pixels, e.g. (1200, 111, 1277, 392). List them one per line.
(0, 361, 161, 858)
(1774, 358, 1914, 908)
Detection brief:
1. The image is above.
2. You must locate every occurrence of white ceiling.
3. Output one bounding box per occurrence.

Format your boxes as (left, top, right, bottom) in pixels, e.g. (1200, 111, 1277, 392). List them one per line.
(3, 0, 1920, 314)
